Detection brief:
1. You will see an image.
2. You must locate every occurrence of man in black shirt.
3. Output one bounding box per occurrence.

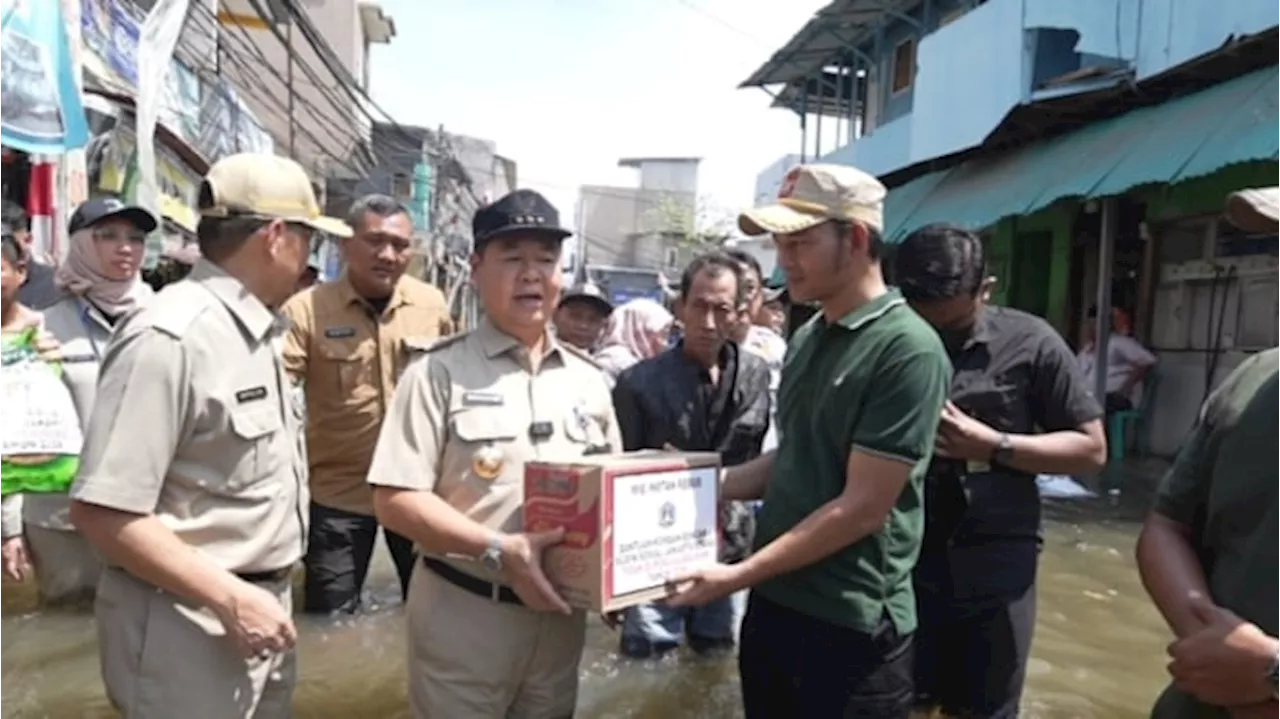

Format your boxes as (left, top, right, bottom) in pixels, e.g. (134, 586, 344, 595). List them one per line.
(611, 251, 771, 657)
(893, 224, 1107, 718)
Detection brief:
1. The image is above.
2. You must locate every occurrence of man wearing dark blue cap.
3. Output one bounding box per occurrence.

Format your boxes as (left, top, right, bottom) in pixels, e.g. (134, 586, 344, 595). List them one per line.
(369, 189, 623, 718)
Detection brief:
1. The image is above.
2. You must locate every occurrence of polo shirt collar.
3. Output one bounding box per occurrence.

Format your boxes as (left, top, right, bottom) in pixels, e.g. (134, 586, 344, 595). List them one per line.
(830, 288, 907, 333)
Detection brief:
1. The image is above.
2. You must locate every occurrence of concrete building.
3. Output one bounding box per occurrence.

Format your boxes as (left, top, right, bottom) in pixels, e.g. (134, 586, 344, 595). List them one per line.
(574, 157, 701, 275)
(753, 153, 802, 207)
(743, 0, 1278, 457)
(214, 0, 395, 181)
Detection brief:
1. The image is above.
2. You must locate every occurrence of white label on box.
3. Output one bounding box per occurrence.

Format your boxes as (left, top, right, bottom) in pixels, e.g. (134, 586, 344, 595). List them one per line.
(611, 466, 719, 596)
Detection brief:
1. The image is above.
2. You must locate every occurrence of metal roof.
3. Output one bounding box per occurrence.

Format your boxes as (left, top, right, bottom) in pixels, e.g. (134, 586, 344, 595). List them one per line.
(739, 0, 919, 89)
(883, 64, 1279, 241)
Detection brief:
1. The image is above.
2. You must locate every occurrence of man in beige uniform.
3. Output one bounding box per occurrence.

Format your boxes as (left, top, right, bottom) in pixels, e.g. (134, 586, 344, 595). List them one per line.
(370, 189, 621, 718)
(68, 153, 351, 719)
(281, 194, 452, 613)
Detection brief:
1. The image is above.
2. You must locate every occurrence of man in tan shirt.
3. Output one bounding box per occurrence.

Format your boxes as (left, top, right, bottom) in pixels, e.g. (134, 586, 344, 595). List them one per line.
(69, 153, 348, 718)
(281, 194, 452, 613)
(370, 189, 621, 718)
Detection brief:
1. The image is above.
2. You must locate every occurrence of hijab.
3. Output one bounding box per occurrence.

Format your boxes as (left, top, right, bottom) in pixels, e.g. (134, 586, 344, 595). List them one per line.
(594, 298, 673, 380)
(54, 228, 153, 318)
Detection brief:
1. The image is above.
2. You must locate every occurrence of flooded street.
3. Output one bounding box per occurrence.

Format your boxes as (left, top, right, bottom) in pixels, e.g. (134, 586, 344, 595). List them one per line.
(2, 485, 1171, 718)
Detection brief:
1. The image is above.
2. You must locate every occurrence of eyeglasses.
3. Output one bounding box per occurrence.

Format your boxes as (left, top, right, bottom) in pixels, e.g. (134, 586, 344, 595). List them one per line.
(92, 228, 147, 245)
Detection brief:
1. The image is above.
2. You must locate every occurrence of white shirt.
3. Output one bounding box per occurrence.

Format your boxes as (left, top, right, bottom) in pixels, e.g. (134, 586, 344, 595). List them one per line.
(1077, 333, 1156, 402)
(741, 325, 787, 452)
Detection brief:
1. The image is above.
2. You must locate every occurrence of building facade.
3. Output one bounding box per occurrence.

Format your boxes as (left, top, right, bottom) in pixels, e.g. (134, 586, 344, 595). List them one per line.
(574, 157, 701, 276)
(744, 0, 1279, 457)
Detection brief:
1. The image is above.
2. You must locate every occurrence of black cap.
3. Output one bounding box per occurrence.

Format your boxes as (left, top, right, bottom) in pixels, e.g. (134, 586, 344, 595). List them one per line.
(472, 189, 571, 249)
(68, 196, 159, 236)
(558, 282, 613, 315)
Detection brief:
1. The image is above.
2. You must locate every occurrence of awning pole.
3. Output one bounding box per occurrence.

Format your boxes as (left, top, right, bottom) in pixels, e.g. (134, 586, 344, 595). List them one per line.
(1093, 197, 1117, 413)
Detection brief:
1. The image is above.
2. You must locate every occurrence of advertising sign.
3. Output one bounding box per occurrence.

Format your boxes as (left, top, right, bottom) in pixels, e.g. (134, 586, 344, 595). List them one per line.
(0, 0, 90, 153)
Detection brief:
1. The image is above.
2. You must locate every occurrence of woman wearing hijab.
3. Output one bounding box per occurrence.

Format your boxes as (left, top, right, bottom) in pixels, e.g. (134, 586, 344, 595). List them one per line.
(594, 298, 674, 383)
(17, 197, 157, 604)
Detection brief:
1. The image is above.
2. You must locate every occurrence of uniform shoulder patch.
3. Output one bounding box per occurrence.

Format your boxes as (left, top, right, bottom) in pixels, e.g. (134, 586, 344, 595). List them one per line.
(423, 330, 471, 354)
(148, 283, 214, 339)
(559, 342, 602, 368)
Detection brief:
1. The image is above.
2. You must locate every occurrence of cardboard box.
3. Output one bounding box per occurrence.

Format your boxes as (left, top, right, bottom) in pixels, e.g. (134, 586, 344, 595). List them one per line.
(523, 451, 721, 613)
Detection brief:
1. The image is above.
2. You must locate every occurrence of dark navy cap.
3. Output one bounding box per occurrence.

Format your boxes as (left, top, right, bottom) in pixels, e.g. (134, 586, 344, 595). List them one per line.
(472, 189, 571, 249)
(558, 281, 613, 315)
(69, 196, 159, 235)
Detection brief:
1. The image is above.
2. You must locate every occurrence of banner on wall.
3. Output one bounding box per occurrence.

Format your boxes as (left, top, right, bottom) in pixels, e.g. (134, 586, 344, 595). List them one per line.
(0, 0, 90, 153)
(97, 124, 200, 233)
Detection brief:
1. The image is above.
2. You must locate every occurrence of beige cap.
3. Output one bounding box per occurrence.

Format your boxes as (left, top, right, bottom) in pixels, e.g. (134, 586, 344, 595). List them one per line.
(739, 163, 885, 237)
(198, 153, 352, 238)
(1224, 187, 1279, 234)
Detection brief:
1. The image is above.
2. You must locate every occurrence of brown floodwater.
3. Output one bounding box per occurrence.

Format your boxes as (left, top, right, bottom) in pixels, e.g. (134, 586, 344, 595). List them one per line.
(1, 492, 1172, 718)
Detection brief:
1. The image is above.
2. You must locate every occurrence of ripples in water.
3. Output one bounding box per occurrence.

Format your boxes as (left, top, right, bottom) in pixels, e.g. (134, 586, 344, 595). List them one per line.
(3, 499, 1172, 718)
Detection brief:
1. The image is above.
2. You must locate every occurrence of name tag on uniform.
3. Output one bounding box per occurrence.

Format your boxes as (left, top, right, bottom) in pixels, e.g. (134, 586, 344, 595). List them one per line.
(966, 460, 991, 473)
(235, 386, 269, 404)
(463, 391, 504, 407)
(324, 326, 357, 339)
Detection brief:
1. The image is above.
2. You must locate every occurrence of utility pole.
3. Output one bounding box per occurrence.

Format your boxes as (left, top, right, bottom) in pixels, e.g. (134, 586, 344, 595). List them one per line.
(286, 19, 296, 157)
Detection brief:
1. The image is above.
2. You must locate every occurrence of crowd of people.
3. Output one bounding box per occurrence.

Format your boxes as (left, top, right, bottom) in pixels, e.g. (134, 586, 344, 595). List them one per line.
(0, 152, 1275, 719)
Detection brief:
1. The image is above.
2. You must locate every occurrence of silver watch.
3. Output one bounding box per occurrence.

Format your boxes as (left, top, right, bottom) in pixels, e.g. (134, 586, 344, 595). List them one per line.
(478, 535, 504, 573)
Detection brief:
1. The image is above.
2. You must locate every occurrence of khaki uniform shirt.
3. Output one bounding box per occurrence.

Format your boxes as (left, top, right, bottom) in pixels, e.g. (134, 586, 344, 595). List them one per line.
(281, 275, 451, 516)
(70, 260, 308, 574)
(23, 296, 116, 531)
(366, 317, 621, 583)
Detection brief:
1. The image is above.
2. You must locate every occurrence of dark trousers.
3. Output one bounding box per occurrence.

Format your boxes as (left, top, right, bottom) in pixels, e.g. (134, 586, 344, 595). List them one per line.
(302, 502, 417, 614)
(738, 593, 914, 719)
(912, 584, 1037, 719)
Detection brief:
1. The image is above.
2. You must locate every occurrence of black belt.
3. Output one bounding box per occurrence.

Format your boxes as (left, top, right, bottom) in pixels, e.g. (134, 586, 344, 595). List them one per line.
(235, 567, 292, 584)
(421, 557, 522, 606)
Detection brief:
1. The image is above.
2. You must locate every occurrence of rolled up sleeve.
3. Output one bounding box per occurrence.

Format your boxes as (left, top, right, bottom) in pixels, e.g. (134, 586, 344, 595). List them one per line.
(70, 328, 190, 515)
(367, 355, 448, 491)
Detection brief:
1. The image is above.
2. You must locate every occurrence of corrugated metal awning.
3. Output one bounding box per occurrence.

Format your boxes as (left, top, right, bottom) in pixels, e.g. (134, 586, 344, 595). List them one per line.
(884, 65, 1279, 241)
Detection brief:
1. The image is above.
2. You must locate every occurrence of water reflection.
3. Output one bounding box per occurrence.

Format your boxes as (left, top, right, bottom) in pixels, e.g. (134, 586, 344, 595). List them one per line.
(3, 498, 1171, 719)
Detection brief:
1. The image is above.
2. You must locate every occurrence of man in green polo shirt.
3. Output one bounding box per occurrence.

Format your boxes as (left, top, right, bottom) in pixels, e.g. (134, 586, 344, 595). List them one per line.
(667, 163, 951, 718)
(1136, 187, 1279, 719)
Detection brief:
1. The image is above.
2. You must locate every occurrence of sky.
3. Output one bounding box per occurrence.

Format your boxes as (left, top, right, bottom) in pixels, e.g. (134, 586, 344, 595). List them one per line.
(367, 0, 827, 230)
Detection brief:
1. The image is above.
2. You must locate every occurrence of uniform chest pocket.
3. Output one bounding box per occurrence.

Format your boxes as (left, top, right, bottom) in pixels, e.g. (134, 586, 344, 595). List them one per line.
(562, 405, 609, 451)
(318, 339, 375, 395)
(228, 405, 285, 490)
(451, 408, 520, 485)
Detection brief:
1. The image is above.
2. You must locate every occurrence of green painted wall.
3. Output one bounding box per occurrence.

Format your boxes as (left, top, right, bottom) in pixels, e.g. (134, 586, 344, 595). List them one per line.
(1139, 161, 1277, 220)
(985, 201, 1075, 332)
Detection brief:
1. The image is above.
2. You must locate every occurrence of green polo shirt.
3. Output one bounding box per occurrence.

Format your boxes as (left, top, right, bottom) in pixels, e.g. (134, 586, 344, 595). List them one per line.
(753, 289, 951, 635)
(1150, 348, 1278, 719)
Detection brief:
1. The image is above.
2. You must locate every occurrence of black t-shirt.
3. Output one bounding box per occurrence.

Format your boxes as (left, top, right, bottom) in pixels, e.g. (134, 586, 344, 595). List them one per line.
(918, 306, 1103, 599)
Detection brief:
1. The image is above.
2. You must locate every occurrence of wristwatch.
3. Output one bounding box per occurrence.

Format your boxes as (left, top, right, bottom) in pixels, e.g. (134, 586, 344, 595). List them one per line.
(991, 433, 1014, 465)
(1267, 649, 1279, 699)
(478, 535, 504, 573)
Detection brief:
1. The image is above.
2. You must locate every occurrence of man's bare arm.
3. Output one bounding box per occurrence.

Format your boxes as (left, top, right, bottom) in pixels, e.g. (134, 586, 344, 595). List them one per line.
(373, 487, 494, 559)
(720, 450, 775, 502)
(1135, 511, 1213, 638)
(1005, 420, 1107, 475)
(71, 502, 241, 610)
